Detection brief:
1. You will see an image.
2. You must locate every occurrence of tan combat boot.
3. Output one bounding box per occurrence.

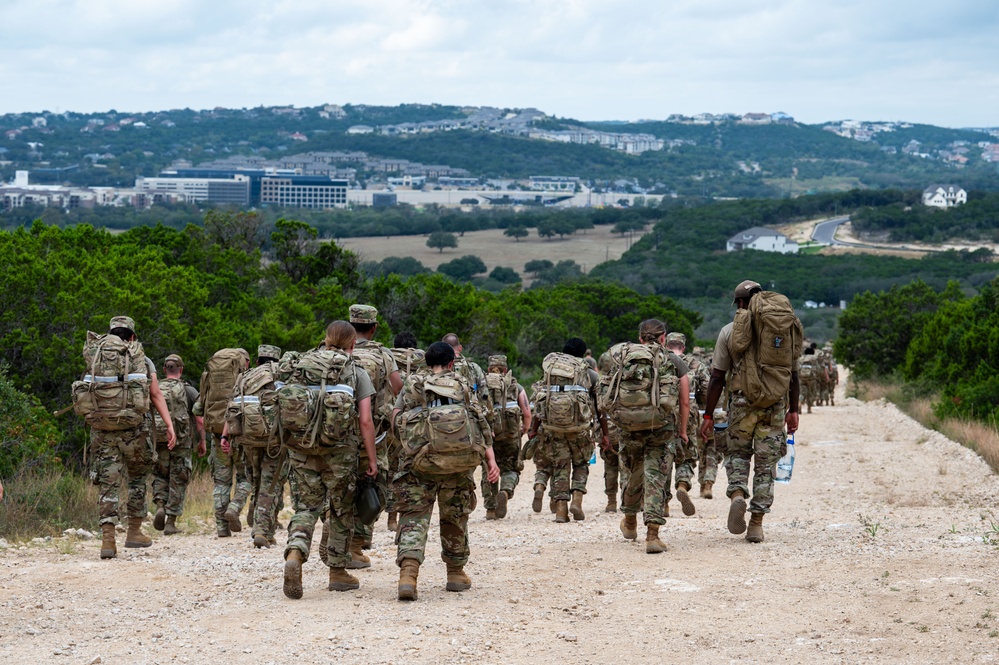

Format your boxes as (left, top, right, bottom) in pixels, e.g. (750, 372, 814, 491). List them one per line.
(495, 490, 509, 519)
(645, 523, 667, 554)
(328, 567, 360, 591)
(124, 517, 152, 548)
(152, 504, 166, 531)
(486, 509, 497, 520)
(163, 515, 182, 536)
(319, 520, 330, 565)
(554, 500, 569, 523)
(283, 549, 304, 599)
(224, 504, 242, 533)
(728, 490, 748, 535)
(700, 480, 714, 500)
(253, 534, 269, 548)
(569, 490, 585, 521)
(532, 484, 544, 513)
(620, 513, 638, 540)
(676, 482, 695, 516)
(746, 513, 765, 543)
(549, 497, 557, 514)
(346, 535, 371, 569)
(387, 512, 398, 532)
(445, 563, 472, 592)
(398, 558, 420, 601)
(100, 523, 117, 559)
(604, 492, 618, 513)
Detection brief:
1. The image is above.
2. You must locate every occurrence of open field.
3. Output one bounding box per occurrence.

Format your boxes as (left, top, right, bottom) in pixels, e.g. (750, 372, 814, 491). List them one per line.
(3, 377, 999, 663)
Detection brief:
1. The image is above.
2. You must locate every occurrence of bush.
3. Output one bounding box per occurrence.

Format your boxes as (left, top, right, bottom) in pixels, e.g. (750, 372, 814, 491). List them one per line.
(0, 469, 95, 539)
(0, 365, 61, 477)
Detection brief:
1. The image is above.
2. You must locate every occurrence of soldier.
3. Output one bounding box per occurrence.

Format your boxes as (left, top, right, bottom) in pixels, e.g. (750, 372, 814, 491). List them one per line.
(700, 280, 801, 543)
(283, 321, 378, 598)
(528, 337, 608, 523)
(84, 316, 176, 559)
(664, 332, 709, 514)
(606, 320, 689, 553)
(385, 331, 426, 532)
(599, 421, 626, 512)
(799, 346, 818, 413)
(442, 333, 489, 404)
(481, 355, 531, 520)
(391, 341, 500, 600)
(151, 354, 205, 536)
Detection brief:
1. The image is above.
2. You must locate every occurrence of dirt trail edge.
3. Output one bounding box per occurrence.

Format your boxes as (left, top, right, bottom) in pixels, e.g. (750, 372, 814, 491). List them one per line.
(3, 374, 998, 664)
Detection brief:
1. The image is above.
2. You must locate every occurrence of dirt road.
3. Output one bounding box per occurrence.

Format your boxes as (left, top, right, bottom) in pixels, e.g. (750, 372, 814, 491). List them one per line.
(3, 377, 999, 664)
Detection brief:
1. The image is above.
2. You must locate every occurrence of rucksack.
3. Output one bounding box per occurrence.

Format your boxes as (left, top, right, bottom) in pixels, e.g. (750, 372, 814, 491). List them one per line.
(598, 342, 680, 432)
(398, 371, 486, 476)
(154, 377, 191, 445)
(275, 349, 358, 453)
(485, 371, 522, 438)
(351, 340, 396, 426)
(72, 331, 150, 431)
(391, 347, 426, 380)
(729, 291, 803, 408)
(225, 361, 281, 448)
(198, 348, 249, 435)
(533, 352, 593, 434)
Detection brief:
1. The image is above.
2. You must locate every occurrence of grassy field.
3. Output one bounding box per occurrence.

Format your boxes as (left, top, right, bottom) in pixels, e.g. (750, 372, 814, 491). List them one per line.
(336, 225, 643, 283)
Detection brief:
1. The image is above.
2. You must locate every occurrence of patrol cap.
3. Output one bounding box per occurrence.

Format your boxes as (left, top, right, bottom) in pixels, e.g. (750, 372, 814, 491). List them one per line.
(733, 279, 762, 302)
(109, 315, 136, 332)
(258, 344, 282, 360)
(487, 354, 508, 369)
(349, 304, 378, 324)
(164, 354, 184, 366)
(666, 332, 686, 346)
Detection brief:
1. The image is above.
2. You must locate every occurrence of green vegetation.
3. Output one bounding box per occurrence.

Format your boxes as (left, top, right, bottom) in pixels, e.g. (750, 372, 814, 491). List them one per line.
(852, 192, 999, 243)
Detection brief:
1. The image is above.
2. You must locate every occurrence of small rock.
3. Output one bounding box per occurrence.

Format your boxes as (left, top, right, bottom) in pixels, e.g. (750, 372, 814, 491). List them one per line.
(508, 597, 519, 604)
(564, 633, 578, 643)
(0, 538, 9, 549)
(25, 627, 39, 635)
(412, 628, 421, 635)
(89, 657, 103, 665)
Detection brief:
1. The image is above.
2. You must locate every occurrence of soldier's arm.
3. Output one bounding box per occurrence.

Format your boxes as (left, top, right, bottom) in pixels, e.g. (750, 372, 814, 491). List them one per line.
(149, 374, 176, 448)
(358, 396, 378, 477)
(785, 371, 800, 435)
(517, 387, 531, 435)
(484, 446, 500, 483)
(700, 368, 727, 442)
(389, 369, 403, 396)
(677, 374, 690, 443)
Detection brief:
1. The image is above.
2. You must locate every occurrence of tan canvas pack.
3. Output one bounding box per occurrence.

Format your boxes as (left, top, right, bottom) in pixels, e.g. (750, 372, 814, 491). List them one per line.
(275, 349, 357, 453)
(154, 377, 190, 445)
(485, 371, 522, 438)
(598, 342, 680, 432)
(399, 372, 486, 476)
(225, 361, 281, 449)
(391, 347, 426, 380)
(729, 291, 804, 408)
(533, 352, 592, 434)
(198, 348, 248, 435)
(72, 331, 149, 431)
(351, 341, 395, 426)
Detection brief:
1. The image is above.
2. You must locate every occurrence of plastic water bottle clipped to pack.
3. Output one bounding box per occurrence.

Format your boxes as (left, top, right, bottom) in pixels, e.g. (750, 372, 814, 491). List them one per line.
(589, 448, 597, 465)
(775, 432, 795, 484)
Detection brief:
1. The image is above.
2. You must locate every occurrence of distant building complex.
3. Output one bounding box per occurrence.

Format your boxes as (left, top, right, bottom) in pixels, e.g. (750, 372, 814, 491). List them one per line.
(726, 227, 799, 254)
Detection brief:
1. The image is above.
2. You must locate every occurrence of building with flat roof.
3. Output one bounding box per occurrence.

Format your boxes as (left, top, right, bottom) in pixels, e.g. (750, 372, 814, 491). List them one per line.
(135, 175, 251, 206)
(260, 176, 349, 209)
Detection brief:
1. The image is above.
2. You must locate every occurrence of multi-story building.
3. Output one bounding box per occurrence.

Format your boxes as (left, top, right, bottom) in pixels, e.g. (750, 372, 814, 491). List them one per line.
(259, 176, 349, 209)
(135, 174, 251, 206)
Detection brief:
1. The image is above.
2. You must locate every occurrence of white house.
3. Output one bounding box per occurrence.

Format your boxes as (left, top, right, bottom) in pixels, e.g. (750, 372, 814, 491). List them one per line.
(727, 227, 799, 254)
(922, 184, 967, 208)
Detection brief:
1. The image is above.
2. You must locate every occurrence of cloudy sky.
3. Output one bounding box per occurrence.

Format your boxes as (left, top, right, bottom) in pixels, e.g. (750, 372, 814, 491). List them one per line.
(2, 0, 996, 127)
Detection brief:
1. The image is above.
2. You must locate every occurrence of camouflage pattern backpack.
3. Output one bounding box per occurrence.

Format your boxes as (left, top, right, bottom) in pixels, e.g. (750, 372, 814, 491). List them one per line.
(351, 340, 396, 426)
(391, 347, 426, 381)
(729, 291, 803, 408)
(154, 377, 191, 445)
(598, 342, 680, 432)
(197, 348, 249, 435)
(533, 352, 592, 434)
(485, 371, 522, 438)
(72, 331, 149, 431)
(225, 361, 281, 449)
(398, 371, 487, 476)
(275, 349, 358, 453)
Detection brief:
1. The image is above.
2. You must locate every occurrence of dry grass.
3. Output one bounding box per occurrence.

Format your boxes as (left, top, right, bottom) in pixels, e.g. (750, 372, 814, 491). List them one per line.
(939, 418, 999, 473)
(0, 469, 97, 540)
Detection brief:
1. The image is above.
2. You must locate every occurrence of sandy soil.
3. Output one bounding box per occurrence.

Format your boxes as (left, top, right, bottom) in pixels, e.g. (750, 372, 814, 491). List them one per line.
(3, 376, 999, 664)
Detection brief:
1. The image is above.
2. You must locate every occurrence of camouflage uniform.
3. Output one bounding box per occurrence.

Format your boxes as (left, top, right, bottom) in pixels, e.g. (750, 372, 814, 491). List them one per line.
(244, 447, 288, 543)
(698, 409, 726, 486)
(544, 366, 599, 502)
(208, 435, 252, 528)
(798, 353, 818, 413)
(92, 419, 155, 526)
(285, 364, 375, 567)
(480, 358, 527, 510)
(392, 370, 493, 567)
(385, 347, 426, 510)
(600, 422, 627, 501)
(150, 377, 199, 517)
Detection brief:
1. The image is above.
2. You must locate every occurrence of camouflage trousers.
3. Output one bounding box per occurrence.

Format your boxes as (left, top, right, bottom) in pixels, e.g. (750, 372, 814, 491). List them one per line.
(480, 436, 522, 510)
(393, 470, 476, 567)
(724, 394, 787, 514)
(532, 435, 554, 490)
(286, 443, 359, 568)
(353, 431, 390, 541)
(697, 430, 723, 486)
(619, 427, 678, 526)
(600, 427, 629, 496)
(151, 441, 192, 516)
(665, 414, 699, 499)
(800, 378, 817, 412)
(91, 421, 155, 526)
(210, 434, 251, 529)
(385, 431, 402, 511)
(244, 446, 288, 540)
(546, 430, 594, 501)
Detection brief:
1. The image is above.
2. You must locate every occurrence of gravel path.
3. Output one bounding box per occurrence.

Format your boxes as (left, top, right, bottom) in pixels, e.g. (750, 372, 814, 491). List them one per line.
(3, 376, 999, 664)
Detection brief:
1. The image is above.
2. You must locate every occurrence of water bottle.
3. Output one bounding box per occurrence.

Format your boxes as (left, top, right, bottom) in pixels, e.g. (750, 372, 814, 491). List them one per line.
(589, 449, 597, 465)
(775, 433, 795, 484)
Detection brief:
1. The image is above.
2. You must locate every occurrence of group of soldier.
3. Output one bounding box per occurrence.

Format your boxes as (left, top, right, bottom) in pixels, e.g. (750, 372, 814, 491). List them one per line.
(86, 277, 809, 601)
(799, 342, 839, 413)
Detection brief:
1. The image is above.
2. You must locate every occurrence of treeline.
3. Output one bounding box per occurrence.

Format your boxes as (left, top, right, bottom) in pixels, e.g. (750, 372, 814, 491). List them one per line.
(0, 215, 698, 472)
(835, 277, 999, 424)
(851, 192, 999, 243)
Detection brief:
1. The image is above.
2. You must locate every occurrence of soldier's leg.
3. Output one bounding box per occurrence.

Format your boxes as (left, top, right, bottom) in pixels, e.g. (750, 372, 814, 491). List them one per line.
(549, 436, 572, 502)
(642, 440, 671, 526)
(748, 405, 787, 515)
(619, 438, 645, 516)
(480, 459, 498, 512)
(495, 437, 521, 497)
(284, 453, 325, 562)
(724, 399, 760, 501)
(569, 434, 592, 495)
(253, 451, 283, 540)
(122, 421, 154, 520)
(353, 444, 389, 545)
(151, 442, 171, 512)
(166, 445, 193, 517)
(244, 447, 262, 529)
(210, 434, 234, 534)
(438, 474, 476, 568)
(601, 444, 620, 496)
(91, 430, 124, 526)
(229, 445, 252, 515)
(394, 472, 437, 566)
(320, 444, 359, 569)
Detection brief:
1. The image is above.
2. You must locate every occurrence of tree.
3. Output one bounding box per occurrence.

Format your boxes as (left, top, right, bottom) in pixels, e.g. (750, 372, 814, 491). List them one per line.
(504, 225, 529, 242)
(204, 209, 264, 254)
(437, 254, 487, 281)
(427, 230, 458, 253)
(536, 220, 557, 240)
(270, 218, 319, 283)
(524, 259, 553, 275)
(489, 266, 521, 284)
